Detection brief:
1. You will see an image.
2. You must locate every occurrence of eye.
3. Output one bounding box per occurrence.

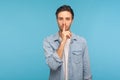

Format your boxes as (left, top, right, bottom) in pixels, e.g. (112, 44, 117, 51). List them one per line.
(58, 17, 63, 20)
(66, 17, 70, 20)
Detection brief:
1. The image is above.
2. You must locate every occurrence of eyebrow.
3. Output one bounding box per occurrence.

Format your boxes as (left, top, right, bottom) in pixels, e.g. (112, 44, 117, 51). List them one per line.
(58, 16, 70, 19)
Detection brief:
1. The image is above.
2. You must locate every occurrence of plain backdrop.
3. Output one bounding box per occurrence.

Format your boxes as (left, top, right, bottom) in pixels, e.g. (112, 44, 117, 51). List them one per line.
(0, 0, 120, 80)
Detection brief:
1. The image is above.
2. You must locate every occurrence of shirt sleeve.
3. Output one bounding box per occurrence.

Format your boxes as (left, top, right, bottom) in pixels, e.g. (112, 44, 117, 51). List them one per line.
(43, 38, 63, 71)
(83, 40, 92, 80)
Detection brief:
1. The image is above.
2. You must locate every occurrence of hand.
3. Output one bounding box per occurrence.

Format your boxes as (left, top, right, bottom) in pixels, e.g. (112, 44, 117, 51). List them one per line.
(61, 26, 71, 42)
(57, 26, 71, 59)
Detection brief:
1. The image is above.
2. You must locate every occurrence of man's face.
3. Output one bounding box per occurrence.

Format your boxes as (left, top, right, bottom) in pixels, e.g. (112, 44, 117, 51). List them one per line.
(57, 11, 73, 32)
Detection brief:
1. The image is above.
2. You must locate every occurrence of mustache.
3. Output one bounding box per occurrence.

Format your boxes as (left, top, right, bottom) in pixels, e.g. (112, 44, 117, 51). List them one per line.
(62, 29, 70, 31)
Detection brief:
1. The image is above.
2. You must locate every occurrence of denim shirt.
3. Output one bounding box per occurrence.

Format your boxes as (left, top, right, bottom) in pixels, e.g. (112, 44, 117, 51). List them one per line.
(43, 33, 92, 80)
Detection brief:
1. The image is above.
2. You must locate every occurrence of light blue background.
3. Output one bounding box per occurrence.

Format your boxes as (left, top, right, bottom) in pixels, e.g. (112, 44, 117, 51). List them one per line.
(0, 0, 120, 80)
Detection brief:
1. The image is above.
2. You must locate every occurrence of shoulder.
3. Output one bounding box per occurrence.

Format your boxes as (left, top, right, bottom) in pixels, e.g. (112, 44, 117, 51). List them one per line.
(43, 33, 59, 42)
(72, 33, 87, 44)
(71, 33, 88, 50)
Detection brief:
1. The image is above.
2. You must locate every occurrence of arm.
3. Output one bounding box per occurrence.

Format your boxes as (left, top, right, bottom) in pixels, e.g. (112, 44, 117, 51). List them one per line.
(43, 26, 71, 70)
(57, 39, 66, 59)
(43, 38, 63, 71)
(57, 26, 71, 59)
(83, 41, 92, 80)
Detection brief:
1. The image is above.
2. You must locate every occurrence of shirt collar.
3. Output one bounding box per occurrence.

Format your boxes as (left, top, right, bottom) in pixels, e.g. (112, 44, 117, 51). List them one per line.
(53, 32, 77, 42)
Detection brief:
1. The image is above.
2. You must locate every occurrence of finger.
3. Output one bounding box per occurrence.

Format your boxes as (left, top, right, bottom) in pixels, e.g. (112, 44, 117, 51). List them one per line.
(69, 32, 72, 37)
(67, 31, 72, 36)
(66, 34, 71, 39)
(66, 31, 71, 38)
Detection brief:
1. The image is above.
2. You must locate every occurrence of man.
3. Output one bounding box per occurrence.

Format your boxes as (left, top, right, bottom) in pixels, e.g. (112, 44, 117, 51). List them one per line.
(43, 5, 92, 80)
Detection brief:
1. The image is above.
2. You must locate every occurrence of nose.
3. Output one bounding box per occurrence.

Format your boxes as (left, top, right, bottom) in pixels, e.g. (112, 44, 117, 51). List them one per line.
(62, 19, 66, 26)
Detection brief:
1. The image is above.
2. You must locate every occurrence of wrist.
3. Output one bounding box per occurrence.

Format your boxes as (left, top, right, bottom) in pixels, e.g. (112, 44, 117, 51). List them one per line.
(61, 39, 66, 44)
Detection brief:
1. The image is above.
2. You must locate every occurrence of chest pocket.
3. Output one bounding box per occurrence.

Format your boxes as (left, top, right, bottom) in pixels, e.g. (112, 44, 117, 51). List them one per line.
(72, 49, 83, 64)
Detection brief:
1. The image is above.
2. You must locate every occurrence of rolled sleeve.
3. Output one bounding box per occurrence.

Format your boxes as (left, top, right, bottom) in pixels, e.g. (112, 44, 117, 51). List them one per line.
(83, 40, 92, 80)
(52, 51, 63, 63)
(43, 38, 63, 71)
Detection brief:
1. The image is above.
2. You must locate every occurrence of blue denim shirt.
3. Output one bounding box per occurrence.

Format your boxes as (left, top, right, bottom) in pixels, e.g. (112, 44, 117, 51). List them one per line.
(43, 33, 92, 80)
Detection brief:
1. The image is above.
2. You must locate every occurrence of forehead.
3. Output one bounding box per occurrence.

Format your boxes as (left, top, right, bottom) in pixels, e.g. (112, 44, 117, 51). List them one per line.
(58, 11, 72, 17)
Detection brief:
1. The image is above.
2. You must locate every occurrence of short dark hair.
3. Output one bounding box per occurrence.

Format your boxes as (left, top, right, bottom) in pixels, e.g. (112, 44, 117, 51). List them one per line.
(55, 5, 74, 19)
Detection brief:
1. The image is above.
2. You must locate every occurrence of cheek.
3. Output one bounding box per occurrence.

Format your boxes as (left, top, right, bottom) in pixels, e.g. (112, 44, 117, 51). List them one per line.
(58, 22, 64, 28)
(57, 21, 62, 25)
(66, 22, 72, 26)
(58, 23, 62, 28)
(58, 23, 63, 29)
